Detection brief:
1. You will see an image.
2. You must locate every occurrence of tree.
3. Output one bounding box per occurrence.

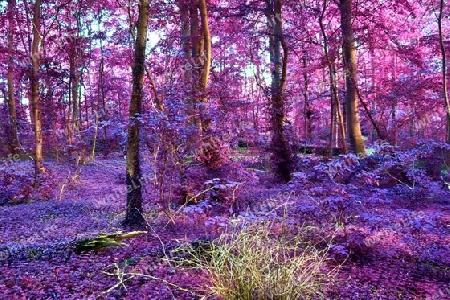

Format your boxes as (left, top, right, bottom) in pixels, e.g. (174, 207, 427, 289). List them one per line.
(318, 0, 347, 154)
(7, 0, 20, 155)
(123, 0, 149, 228)
(179, 0, 221, 169)
(31, 0, 45, 177)
(198, 0, 212, 134)
(69, 22, 81, 135)
(437, 0, 450, 143)
(339, 0, 365, 155)
(266, 0, 292, 182)
(179, 0, 191, 88)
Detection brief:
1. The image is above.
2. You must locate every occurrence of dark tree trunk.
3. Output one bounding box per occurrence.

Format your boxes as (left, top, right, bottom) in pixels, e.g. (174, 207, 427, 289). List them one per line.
(302, 51, 312, 144)
(438, 0, 450, 143)
(267, 0, 292, 182)
(69, 56, 80, 132)
(123, 0, 149, 228)
(7, 0, 20, 155)
(180, 0, 191, 86)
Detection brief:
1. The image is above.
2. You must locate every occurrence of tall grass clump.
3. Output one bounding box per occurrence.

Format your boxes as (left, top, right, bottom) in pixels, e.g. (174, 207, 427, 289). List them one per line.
(178, 220, 336, 299)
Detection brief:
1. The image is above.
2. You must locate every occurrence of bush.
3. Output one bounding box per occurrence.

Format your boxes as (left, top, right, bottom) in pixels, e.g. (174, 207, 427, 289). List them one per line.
(176, 221, 336, 299)
(0, 166, 55, 205)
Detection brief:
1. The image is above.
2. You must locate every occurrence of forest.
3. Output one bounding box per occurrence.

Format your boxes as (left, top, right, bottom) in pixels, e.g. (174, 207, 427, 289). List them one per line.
(0, 0, 450, 298)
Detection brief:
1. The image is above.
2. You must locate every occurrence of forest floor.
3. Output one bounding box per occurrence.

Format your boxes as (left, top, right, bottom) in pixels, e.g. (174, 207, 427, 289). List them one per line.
(0, 149, 449, 299)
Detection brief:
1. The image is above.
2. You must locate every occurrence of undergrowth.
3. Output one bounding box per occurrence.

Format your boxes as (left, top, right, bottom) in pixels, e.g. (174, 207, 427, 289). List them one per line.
(173, 220, 337, 299)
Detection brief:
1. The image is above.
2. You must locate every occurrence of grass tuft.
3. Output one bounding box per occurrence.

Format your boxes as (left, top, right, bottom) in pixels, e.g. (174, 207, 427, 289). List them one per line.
(176, 220, 337, 299)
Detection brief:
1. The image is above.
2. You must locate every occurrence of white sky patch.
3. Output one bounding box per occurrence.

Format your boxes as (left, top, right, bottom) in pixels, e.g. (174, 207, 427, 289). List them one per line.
(148, 31, 160, 48)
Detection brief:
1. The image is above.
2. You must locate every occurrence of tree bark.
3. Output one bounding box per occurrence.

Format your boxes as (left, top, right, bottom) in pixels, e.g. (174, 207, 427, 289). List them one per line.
(69, 11, 81, 132)
(438, 0, 450, 143)
(190, 0, 201, 61)
(339, 0, 365, 155)
(7, 0, 20, 155)
(70, 56, 79, 131)
(69, 56, 80, 132)
(267, 0, 292, 182)
(302, 51, 312, 144)
(97, 11, 107, 139)
(123, 0, 149, 228)
(189, 0, 203, 133)
(31, 0, 45, 177)
(180, 0, 191, 85)
(319, 1, 347, 154)
(198, 0, 211, 133)
(184, 0, 218, 169)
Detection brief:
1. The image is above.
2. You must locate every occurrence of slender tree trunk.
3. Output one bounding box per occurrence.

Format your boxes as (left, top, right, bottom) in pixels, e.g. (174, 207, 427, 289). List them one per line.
(97, 10, 107, 139)
(438, 0, 450, 143)
(180, 1, 191, 86)
(189, 0, 202, 132)
(391, 53, 398, 144)
(31, 0, 45, 177)
(370, 48, 377, 142)
(67, 89, 72, 144)
(187, 0, 220, 169)
(339, 0, 365, 155)
(190, 1, 200, 74)
(98, 56, 107, 139)
(198, 0, 211, 134)
(178, 0, 193, 203)
(333, 61, 347, 153)
(178, 0, 199, 162)
(302, 52, 312, 143)
(70, 55, 79, 132)
(69, 13, 80, 132)
(69, 39, 80, 134)
(319, 2, 347, 153)
(7, 0, 20, 155)
(267, 0, 292, 182)
(123, 0, 149, 228)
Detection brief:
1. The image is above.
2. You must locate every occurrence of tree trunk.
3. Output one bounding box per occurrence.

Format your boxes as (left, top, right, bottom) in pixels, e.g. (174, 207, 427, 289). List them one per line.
(69, 12, 81, 132)
(123, 0, 149, 228)
(190, 0, 201, 60)
(339, 0, 365, 155)
(185, 0, 219, 169)
(319, 2, 347, 154)
(31, 0, 45, 177)
(199, 0, 212, 133)
(198, 0, 211, 134)
(302, 52, 312, 143)
(370, 48, 377, 142)
(98, 56, 107, 139)
(7, 0, 20, 155)
(391, 53, 397, 144)
(438, 0, 450, 143)
(180, 0, 191, 86)
(70, 55, 80, 132)
(267, 0, 292, 182)
(97, 10, 107, 139)
(185, 0, 202, 143)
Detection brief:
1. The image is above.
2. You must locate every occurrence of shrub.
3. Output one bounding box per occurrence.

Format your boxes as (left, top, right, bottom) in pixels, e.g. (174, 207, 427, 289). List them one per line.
(176, 221, 336, 299)
(195, 136, 230, 169)
(0, 165, 55, 205)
